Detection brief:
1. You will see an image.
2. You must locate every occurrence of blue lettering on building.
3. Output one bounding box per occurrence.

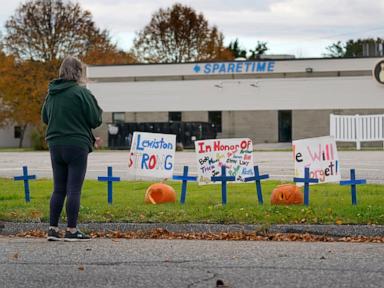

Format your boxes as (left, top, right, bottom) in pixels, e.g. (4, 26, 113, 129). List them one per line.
(194, 61, 275, 74)
(256, 62, 266, 72)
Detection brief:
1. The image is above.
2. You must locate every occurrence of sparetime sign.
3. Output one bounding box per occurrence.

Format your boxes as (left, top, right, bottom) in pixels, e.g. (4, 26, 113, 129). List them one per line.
(193, 61, 275, 74)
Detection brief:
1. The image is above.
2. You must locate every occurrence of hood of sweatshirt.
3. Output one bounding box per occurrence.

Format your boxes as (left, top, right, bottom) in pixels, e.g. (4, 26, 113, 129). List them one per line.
(48, 79, 78, 95)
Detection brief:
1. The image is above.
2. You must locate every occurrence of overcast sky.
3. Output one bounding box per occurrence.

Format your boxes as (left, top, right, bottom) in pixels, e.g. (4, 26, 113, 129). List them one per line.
(1, 0, 384, 57)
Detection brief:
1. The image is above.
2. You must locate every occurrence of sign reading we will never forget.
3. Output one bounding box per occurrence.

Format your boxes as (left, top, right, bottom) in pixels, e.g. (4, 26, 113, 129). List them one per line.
(195, 138, 254, 184)
(293, 136, 340, 185)
(128, 132, 176, 179)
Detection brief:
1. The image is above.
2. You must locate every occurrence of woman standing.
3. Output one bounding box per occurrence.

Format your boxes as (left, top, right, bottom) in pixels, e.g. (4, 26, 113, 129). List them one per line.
(41, 56, 103, 241)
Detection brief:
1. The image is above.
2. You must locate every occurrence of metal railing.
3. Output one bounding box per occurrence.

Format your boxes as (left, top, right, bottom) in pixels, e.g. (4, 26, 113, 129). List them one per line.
(330, 114, 384, 150)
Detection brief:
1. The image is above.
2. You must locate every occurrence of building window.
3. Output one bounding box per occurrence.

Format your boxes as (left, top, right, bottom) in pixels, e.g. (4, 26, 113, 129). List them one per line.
(169, 112, 181, 122)
(278, 110, 292, 142)
(14, 126, 21, 139)
(112, 112, 125, 123)
(209, 111, 222, 132)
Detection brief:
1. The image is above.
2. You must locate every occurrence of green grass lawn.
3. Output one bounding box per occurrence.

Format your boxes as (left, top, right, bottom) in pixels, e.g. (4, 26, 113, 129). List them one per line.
(0, 178, 383, 225)
(0, 148, 36, 152)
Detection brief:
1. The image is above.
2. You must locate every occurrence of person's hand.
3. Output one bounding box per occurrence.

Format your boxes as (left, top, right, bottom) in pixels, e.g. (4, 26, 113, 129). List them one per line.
(94, 137, 103, 149)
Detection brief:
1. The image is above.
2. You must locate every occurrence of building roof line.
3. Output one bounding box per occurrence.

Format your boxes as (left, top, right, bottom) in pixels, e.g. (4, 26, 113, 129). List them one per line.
(87, 70, 372, 83)
(86, 56, 384, 67)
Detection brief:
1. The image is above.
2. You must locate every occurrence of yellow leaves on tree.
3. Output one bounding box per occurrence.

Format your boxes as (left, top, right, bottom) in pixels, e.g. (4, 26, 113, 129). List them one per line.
(0, 52, 57, 147)
(1, 0, 138, 147)
(82, 49, 136, 66)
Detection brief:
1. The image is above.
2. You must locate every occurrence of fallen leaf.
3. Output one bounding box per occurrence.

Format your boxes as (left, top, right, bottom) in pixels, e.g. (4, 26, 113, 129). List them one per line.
(9, 229, 384, 243)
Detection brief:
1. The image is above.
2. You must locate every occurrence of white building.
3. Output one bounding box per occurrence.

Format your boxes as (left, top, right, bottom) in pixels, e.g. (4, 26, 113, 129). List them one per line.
(0, 125, 32, 148)
(87, 57, 384, 148)
(1, 57, 383, 148)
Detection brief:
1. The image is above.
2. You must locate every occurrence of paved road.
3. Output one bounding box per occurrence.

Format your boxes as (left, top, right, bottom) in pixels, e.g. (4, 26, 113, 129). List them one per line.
(0, 151, 383, 183)
(1, 237, 383, 288)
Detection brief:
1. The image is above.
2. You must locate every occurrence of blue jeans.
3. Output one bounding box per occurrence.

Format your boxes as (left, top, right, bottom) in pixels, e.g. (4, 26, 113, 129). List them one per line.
(49, 145, 88, 228)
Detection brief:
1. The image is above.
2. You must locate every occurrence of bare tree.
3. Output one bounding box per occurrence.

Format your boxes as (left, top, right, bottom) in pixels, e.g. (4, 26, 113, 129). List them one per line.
(133, 3, 232, 63)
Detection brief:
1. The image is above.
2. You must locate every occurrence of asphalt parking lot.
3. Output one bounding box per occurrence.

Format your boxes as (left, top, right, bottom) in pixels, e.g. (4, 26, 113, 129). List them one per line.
(1, 237, 384, 288)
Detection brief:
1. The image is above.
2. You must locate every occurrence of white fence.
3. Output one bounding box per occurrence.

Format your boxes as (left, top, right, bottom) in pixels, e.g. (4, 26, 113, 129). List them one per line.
(330, 114, 384, 150)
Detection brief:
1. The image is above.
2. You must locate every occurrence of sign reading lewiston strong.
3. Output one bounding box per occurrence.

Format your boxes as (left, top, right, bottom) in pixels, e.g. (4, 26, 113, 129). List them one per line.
(128, 132, 176, 180)
(195, 138, 254, 185)
(293, 136, 341, 185)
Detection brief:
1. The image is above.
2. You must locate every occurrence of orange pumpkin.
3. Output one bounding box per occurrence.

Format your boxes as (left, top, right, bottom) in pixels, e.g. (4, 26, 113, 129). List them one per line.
(144, 183, 177, 204)
(270, 184, 304, 205)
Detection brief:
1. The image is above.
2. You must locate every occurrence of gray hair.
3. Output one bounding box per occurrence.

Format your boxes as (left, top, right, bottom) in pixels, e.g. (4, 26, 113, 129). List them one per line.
(59, 56, 84, 82)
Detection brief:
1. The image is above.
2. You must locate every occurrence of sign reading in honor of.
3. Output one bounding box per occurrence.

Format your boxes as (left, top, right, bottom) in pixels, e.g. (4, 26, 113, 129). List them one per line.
(373, 59, 384, 84)
(195, 138, 254, 185)
(193, 61, 275, 74)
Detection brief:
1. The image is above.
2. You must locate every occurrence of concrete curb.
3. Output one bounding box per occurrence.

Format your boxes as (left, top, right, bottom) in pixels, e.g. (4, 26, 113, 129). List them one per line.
(1, 222, 384, 237)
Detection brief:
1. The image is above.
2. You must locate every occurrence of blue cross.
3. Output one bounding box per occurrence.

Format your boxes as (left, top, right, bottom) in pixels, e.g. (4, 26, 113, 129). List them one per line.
(211, 165, 236, 205)
(14, 166, 36, 202)
(172, 166, 197, 204)
(97, 166, 120, 204)
(339, 169, 366, 205)
(293, 167, 319, 206)
(244, 166, 270, 205)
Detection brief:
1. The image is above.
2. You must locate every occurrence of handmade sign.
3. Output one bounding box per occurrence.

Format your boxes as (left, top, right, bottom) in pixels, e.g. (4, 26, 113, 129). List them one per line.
(293, 136, 340, 185)
(128, 132, 176, 179)
(195, 138, 254, 184)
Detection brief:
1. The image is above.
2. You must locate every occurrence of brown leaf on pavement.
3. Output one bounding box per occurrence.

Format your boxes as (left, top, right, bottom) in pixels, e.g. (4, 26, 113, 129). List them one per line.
(12, 229, 384, 243)
(78, 265, 85, 271)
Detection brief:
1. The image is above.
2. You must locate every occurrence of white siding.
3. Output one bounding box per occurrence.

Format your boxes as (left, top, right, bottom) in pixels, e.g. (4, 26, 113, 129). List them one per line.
(88, 76, 384, 112)
(0, 125, 32, 147)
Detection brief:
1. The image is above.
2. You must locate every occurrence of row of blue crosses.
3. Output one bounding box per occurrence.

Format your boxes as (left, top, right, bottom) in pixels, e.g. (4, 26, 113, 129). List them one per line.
(14, 165, 367, 206)
(174, 166, 367, 206)
(153, 165, 268, 205)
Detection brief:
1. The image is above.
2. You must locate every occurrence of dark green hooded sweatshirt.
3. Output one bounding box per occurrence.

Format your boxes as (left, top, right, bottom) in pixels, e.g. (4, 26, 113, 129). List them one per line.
(41, 79, 103, 152)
